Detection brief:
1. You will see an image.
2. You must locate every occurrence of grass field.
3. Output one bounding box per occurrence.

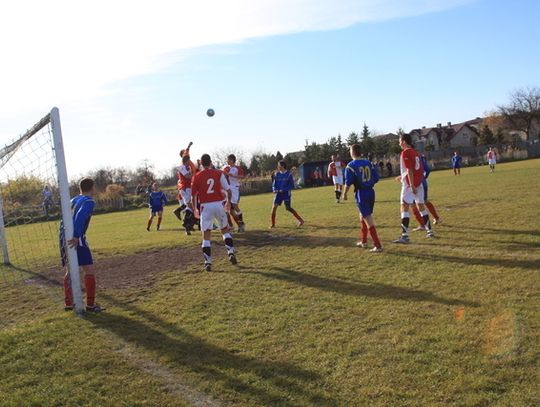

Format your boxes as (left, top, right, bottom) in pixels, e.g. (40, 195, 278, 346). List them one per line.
(1, 159, 539, 406)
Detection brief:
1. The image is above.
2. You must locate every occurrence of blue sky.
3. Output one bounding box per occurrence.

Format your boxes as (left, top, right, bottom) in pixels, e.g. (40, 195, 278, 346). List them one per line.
(1, 0, 539, 177)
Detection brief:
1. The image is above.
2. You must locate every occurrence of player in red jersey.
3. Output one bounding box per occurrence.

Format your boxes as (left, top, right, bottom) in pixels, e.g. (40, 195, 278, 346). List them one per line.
(191, 154, 237, 271)
(327, 154, 345, 203)
(487, 147, 497, 172)
(392, 133, 434, 243)
(176, 155, 197, 234)
(222, 154, 246, 232)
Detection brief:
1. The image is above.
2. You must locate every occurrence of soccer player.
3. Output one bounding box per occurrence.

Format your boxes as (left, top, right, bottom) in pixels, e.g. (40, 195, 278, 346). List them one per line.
(451, 151, 462, 175)
(61, 178, 103, 312)
(223, 154, 246, 232)
(412, 154, 441, 230)
(191, 153, 237, 272)
(343, 144, 383, 252)
(328, 154, 345, 203)
(147, 182, 168, 231)
(270, 160, 304, 228)
(487, 147, 497, 172)
(42, 184, 53, 216)
(392, 133, 434, 243)
(176, 155, 198, 234)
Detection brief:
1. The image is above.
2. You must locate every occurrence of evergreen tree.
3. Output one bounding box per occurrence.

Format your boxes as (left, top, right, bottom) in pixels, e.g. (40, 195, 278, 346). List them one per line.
(346, 132, 360, 146)
(479, 125, 496, 145)
(360, 123, 375, 156)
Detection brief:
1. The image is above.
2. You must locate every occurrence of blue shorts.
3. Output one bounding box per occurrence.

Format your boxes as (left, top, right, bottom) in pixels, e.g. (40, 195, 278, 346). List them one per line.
(60, 236, 93, 267)
(355, 188, 375, 217)
(273, 191, 291, 206)
(150, 205, 163, 215)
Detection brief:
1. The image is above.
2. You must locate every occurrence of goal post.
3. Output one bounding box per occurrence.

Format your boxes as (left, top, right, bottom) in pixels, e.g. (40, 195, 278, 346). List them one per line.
(0, 107, 84, 314)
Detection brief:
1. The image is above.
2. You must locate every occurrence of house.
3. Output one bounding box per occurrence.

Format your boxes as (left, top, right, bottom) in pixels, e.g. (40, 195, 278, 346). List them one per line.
(409, 118, 481, 150)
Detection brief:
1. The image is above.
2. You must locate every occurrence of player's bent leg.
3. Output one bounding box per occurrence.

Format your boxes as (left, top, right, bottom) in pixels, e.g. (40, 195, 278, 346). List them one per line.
(270, 204, 278, 228)
(393, 202, 411, 243)
(157, 211, 163, 230)
(285, 202, 304, 227)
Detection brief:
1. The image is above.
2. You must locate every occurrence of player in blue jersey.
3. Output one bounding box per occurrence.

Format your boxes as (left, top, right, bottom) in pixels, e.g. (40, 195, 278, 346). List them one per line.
(451, 151, 462, 176)
(343, 144, 383, 252)
(61, 178, 103, 312)
(269, 160, 304, 228)
(146, 182, 168, 231)
(412, 154, 441, 230)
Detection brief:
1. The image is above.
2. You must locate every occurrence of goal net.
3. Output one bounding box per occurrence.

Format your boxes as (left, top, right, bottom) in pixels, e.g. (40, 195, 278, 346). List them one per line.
(0, 108, 83, 320)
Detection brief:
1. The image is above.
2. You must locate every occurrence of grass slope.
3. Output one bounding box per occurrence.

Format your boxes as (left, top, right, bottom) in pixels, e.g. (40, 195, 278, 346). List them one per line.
(1, 159, 539, 406)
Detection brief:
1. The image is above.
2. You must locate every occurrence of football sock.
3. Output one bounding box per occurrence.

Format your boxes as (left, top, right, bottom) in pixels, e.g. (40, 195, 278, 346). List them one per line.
(223, 233, 234, 254)
(369, 226, 382, 248)
(271, 211, 276, 226)
(425, 201, 440, 221)
(401, 212, 410, 236)
(147, 219, 152, 229)
(335, 190, 340, 200)
(412, 206, 424, 226)
(361, 221, 368, 243)
(236, 211, 244, 223)
(290, 209, 303, 222)
(63, 274, 73, 306)
(85, 274, 96, 307)
(157, 216, 162, 229)
(420, 210, 432, 230)
(202, 240, 212, 264)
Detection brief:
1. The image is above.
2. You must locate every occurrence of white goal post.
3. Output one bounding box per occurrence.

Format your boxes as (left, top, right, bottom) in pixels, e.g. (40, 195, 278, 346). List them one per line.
(0, 107, 84, 314)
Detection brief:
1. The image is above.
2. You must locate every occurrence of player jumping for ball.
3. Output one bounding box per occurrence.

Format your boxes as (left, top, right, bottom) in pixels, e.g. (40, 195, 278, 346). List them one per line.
(147, 182, 168, 231)
(343, 144, 383, 252)
(393, 133, 434, 243)
(270, 160, 304, 228)
(191, 154, 237, 272)
(223, 154, 246, 232)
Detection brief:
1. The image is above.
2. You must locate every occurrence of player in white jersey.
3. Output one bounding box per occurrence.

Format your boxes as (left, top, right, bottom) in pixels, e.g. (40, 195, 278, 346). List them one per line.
(222, 154, 246, 232)
(487, 147, 497, 172)
(328, 154, 345, 202)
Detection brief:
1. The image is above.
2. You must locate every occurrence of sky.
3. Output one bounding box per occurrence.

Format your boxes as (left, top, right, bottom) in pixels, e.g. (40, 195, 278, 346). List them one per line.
(1, 0, 539, 178)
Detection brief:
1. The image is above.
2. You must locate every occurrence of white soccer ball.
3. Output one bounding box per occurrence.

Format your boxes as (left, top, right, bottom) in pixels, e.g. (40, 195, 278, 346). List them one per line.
(206, 108, 215, 117)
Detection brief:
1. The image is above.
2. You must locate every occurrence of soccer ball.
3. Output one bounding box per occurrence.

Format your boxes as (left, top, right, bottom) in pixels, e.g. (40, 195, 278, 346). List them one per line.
(206, 108, 215, 117)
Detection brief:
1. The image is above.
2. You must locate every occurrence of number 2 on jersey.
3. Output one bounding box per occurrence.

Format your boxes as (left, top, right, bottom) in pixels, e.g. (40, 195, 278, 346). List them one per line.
(206, 178, 215, 194)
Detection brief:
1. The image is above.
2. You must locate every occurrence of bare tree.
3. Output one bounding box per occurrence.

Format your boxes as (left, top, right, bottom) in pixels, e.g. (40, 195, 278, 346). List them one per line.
(212, 146, 246, 168)
(498, 87, 540, 141)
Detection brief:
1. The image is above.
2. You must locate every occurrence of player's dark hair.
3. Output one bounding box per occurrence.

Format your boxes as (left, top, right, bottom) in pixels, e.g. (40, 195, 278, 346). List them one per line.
(400, 133, 413, 146)
(79, 178, 94, 193)
(201, 154, 212, 167)
(278, 160, 287, 169)
(227, 154, 236, 163)
(350, 144, 362, 157)
(182, 155, 190, 164)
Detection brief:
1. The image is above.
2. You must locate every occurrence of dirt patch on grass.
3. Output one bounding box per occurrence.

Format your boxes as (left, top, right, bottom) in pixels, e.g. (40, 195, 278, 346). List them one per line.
(27, 244, 228, 291)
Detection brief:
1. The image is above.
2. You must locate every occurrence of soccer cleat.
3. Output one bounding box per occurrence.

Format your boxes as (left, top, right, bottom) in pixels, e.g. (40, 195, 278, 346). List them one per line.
(157, 226, 160, 231)
(370, 246, 383, 253)
(413, 226, 426, 232)
(86, 304, 105, 313)
(392, 235, 410, 244)
(146, 226, 150, 231)
(185, 229, 191, 236)
(204, 263, 212, 272)
(426, 230, 435, 238)
(336, 199, 340, 204)
(64, 305, 74, 311)
(238, 223, 246, 233)
(433, 218, 442, 225)
(297, 219, 305, 227)
(228, 253, 238, 265)
(269, 224, 275, 229)
(356, 241, 368, 249)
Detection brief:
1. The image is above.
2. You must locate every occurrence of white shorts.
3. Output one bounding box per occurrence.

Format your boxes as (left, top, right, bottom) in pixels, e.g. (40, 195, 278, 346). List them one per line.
(332, 175, 343, 185)
(230, 187, 240, 205)
(401, 183, 425, 205)
(199, 201, 229, 231)
(179, 188, 192, 204)
(488, 159, 496, 165)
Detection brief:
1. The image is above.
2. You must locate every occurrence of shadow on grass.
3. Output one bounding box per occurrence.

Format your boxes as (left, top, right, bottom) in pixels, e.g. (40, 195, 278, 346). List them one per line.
(241, 266, 478, 307)
(89, 295, 335, 407)
(234, 230, 356, 249)
(460, 225, 540, 238)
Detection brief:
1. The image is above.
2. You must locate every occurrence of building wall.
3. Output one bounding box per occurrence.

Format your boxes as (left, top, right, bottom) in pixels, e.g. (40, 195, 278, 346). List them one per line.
(450, 127, 475, 147)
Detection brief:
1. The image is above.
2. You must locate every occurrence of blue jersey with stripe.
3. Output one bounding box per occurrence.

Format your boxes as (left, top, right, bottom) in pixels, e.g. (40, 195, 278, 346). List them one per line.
(421, 155, 431, 179)
(71, 195, 95, 239)
(148, 191, 167, 208)
(272, 171, 295, 192)
(345, 159, 379, 191)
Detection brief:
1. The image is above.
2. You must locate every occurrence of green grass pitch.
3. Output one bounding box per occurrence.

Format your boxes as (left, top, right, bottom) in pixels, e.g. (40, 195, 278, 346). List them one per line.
(1, 159, 539, 406)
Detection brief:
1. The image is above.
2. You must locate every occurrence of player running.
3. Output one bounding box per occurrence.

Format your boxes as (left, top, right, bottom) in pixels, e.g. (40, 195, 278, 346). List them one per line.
(343, 144, 383, 252)
(487, 147, 497, 172)
(270, 160, 304, 228)
(451, 151, 462, 176)
(147, 182, 168, 231)
(392, 133, 434, 243)
(222, 154, 246, 232)
(328, 154, 345, 203)
(191, 154, 237, 272)
(61, 178, 104, 312)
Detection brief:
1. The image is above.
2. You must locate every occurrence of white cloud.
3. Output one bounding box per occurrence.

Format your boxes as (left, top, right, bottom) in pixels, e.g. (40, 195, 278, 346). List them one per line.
(0, 0, 471, 117)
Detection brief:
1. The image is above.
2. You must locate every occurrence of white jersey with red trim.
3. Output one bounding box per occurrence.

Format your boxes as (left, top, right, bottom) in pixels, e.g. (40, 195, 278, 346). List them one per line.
(223, 165, 244, 188)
